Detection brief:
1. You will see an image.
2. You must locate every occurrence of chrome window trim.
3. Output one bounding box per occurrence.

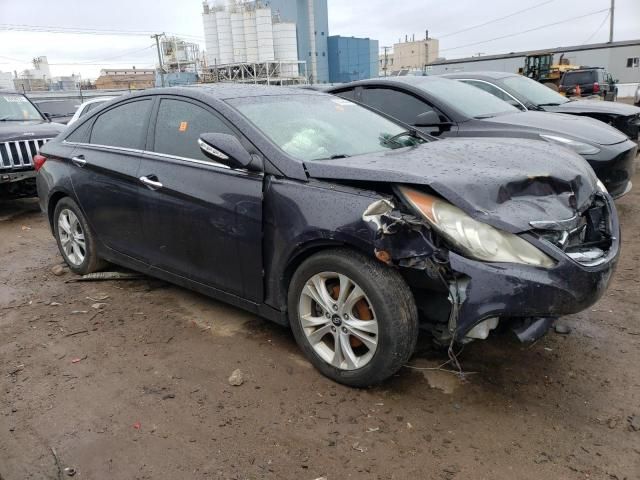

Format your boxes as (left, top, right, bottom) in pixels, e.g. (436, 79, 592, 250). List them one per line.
(458, 79, 528, 111)
(63, 140, 243, 172)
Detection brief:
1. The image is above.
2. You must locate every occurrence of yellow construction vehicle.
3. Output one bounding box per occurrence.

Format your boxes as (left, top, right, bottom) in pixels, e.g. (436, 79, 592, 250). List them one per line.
(518, 53, 579, 91)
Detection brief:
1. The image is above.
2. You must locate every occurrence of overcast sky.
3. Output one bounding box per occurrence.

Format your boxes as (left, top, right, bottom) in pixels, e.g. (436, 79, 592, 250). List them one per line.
(0, 0, 638, 80)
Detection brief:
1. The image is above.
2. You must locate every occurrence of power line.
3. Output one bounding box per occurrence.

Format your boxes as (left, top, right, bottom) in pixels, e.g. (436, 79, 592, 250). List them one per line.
(0, 23, 204, 41)
(584, 11, 610, 44)
(438, 0, 556, 38)
(440, 8, 609, 53)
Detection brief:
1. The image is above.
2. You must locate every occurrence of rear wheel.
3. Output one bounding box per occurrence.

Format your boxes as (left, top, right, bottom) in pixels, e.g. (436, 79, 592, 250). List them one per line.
(53, 197, 106, 275)
(288, 249, 418, 387)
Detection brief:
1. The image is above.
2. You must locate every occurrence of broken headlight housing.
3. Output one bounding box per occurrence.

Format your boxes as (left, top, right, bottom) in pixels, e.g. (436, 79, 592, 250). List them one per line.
(539, 134, 600, 155)
(398, 187, 555, 268)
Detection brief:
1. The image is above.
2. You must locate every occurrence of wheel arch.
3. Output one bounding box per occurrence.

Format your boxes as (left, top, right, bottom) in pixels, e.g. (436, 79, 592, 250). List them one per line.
(47, 189, 72, 231)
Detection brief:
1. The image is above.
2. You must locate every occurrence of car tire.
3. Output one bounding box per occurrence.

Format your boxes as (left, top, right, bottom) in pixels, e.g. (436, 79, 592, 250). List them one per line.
(287, 248, 418, 387)
(53, 197, 107, 275)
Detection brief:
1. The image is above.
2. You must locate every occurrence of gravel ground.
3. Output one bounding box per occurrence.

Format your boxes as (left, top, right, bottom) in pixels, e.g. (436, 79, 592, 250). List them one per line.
(1, 170, 639, 480)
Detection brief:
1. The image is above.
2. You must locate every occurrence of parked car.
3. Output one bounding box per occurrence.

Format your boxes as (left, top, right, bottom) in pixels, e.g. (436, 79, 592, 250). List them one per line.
(441, 71, 640, 141)
(37, 85, 620, 386)
(559, 67, 617, 100)
(31, 98, 81, 124)
(67, 97, 116, 126)
(635, 84, 640, 107)
(0, 90, 64, 198)
(328, 77, 637, 198)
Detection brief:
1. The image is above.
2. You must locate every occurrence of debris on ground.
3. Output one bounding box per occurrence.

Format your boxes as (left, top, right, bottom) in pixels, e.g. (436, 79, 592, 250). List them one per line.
(554, 323, 571, 334)
(133, 421, 141, 430)
(91, 303, 107, 310)
(228, 369, 244, 386)
(628, 414, 640, 432)
(51, 265, 66, 276)
(66, 271, 146, 283)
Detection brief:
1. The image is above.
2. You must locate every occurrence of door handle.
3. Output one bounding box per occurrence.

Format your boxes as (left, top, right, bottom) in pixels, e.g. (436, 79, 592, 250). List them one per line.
(139, 175, 163, 190)
(71, 155, 86, 167)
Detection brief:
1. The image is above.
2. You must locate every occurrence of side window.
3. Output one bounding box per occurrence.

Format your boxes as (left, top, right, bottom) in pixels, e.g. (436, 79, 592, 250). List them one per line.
(361, 88, 434, 125)
(335, 89, 356, 101)
(90, 99, 152, 149)
(152, 99, 233, 161)
(66, 120, 93, 144)
(81, 102, 99, 117)
(462, 80, 524, 110)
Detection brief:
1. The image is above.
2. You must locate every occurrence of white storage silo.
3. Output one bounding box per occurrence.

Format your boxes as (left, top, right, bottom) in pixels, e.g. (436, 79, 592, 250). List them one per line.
(273, 22, 298, 77)
(243, 9, 259, 63)
(230, 11, 246, 63)
(215, 9, 234, 65)
(203, 11, 220, 66)
(255, 7, 275, 62)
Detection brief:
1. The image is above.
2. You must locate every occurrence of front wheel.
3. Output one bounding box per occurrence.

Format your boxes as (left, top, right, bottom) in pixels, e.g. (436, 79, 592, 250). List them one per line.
(288, 249, 418, 387)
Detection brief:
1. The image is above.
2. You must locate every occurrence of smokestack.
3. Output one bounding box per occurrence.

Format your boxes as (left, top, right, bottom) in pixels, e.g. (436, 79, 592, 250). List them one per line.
(405, 34, 408, 42)
(412, 34, 415, 41)
(307, 0, 317, 83)
(425, 29, 429, 40)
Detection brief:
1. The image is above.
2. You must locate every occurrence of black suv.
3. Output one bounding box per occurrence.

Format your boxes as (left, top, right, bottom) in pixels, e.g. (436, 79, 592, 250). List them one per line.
(0, 90, 65, 198)
(560, 68, 617, 101)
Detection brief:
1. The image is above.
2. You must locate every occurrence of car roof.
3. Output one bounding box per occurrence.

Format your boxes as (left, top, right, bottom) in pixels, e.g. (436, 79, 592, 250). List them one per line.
(439, 71, 519, 80)
(163, 83, 325, 100)
(328, 76, 456, 90)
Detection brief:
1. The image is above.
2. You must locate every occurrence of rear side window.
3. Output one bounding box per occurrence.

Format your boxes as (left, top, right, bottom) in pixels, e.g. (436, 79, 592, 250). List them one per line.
(361, 88, 435, 125)
(90, 99, 152, 150)
(152, 98, 233, 161)
(563, 71, 595, 85)
(66, 121, 92, 143)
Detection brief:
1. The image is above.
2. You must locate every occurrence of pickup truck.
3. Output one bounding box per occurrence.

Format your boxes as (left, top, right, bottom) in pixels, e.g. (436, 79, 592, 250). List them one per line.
(0, 90, 65, 198)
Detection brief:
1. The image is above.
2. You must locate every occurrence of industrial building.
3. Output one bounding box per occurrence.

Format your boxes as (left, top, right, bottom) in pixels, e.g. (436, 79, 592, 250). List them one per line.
(202, 0, 329, 83)
(0, 72, 12, 90)
(328, 36, 378, 83)
(94, 68, 155, 90)
(428, 39, 640, 95)
(379, 35, 440, 76)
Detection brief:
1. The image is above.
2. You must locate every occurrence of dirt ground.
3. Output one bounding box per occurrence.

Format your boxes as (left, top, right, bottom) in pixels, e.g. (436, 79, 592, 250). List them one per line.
(1, 173, 639, 480)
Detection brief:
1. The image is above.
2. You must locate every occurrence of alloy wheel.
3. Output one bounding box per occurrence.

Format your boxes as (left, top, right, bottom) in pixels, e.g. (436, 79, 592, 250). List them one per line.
(298, 272, 379, 370)
(58, 208, 86, 266)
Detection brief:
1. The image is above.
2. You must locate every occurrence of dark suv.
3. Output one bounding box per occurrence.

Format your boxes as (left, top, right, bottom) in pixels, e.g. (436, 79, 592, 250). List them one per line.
(560, 68, 617, 101)
(0, 90, 65, 198)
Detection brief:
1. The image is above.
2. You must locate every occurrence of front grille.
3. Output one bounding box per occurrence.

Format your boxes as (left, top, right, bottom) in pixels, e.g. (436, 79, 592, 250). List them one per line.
(0, 138, 50, 170)
(537, 195, 613, 266)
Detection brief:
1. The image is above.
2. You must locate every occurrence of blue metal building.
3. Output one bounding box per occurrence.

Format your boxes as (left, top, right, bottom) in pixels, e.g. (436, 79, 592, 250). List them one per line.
(265, 0, 330, 83)
(327, 36, 379, 84)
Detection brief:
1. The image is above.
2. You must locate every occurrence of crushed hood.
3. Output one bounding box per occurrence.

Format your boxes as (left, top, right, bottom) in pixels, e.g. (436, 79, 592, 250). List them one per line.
(482, 111, 628, 146)
(0, 121, 65, 142)
(304, 137, 598, 233)
(545, 99, 640, 117)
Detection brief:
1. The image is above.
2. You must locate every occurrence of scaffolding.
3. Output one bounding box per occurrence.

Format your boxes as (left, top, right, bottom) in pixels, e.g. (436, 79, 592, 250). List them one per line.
(199, 59, 308, 85)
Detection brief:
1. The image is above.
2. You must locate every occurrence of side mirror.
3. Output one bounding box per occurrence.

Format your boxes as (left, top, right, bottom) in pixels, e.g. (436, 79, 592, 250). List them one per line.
(413, 110, 442, 127)
(198, 133, 253, 169)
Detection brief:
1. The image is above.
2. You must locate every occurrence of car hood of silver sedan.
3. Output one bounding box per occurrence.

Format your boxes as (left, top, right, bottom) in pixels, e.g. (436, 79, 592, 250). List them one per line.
(545, 99, 640, 116)
(304, 137, 598, 234)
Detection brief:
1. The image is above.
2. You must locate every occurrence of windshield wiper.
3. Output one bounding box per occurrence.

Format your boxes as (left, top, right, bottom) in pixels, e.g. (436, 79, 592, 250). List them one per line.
(474, 114, 496, 119)
(329, 154, 350, 159)
(0, 117, 31, 121)
(537, 102, 563, 107)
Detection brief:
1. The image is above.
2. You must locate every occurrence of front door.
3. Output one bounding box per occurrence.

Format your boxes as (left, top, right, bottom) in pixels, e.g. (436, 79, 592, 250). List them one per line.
(137, 96, 263, 300)
(68, 98, 152, 261)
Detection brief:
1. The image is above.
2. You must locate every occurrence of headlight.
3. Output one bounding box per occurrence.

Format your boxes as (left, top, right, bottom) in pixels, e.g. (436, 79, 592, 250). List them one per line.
(398, 187, 555, 268)
(540, 134, 600, 155)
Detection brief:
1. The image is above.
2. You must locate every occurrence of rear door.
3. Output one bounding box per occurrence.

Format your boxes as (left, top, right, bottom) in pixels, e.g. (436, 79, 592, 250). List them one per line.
(67, 98, 152, 261)
(138, 96, 263, 300)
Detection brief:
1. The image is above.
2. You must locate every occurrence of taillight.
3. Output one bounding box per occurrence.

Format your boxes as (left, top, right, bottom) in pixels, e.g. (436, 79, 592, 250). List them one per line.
(593, 82, 600, 93)
(33, 154, 47, 171)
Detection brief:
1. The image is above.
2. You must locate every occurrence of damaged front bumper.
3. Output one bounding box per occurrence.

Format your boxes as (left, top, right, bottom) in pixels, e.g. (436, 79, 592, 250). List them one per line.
(368, 191, 620, 344)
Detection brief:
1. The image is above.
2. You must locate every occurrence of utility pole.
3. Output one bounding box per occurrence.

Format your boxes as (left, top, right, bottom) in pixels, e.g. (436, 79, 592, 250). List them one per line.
(609, 0, 615, 43)
(151, 33, 165, 87)
(382, 46, 391, 77)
